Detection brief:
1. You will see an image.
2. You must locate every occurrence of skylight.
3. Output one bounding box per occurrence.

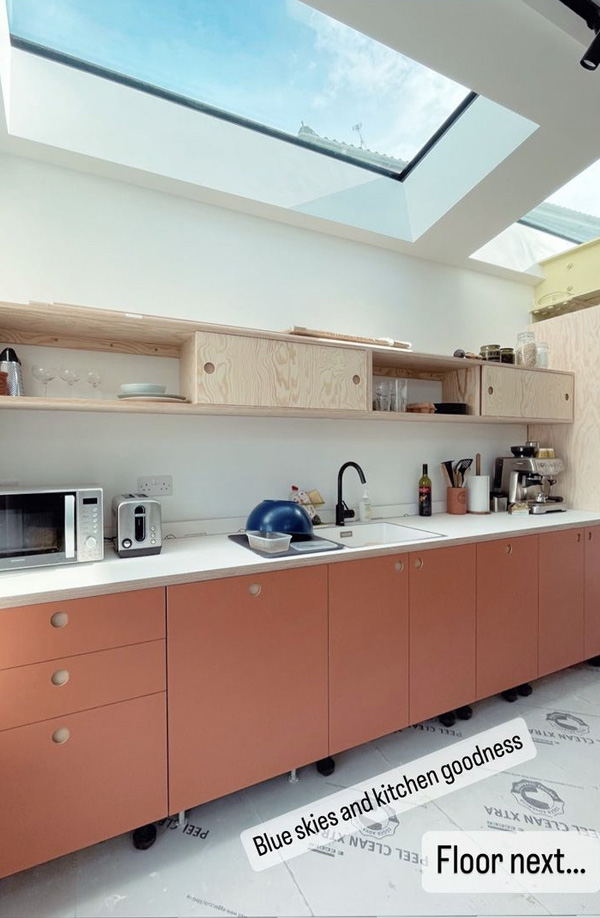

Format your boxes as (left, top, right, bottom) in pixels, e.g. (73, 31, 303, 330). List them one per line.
(7, 0, 471, 176)
(520, 157, 600, 244)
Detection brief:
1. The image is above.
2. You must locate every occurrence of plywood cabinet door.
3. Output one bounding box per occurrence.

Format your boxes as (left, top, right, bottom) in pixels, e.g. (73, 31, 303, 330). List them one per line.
(167, 567, 328, 813)
(585, 527, 600, 659)
(476, 536, 539, 698)
(187, 331, 368, 410)
(480, 365, 573, 421)
(409, 545, 476, 723)
(328, 555, 409, 755)
(538, 529, 585, 676)
(0, 693, 167, 879)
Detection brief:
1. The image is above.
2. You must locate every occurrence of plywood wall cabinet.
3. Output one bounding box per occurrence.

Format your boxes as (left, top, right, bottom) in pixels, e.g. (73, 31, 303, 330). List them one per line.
(528, 303, 600, 511)
(328, 555, 409, 755)
(481, 365, 573, 421)
(476, 536, 539, 699)
(167, 567, 329, 814)
(181, 330, 368, 411)
(409, 544, 476, 723)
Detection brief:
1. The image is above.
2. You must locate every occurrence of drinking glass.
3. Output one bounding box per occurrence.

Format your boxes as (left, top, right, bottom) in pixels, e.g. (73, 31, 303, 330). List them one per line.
(59, 367, 81, 397)
(86, 370, 103, 398)
(374, 379, 391, 411)
(391, 378, 408, 412)
(31, 365, 58, 397)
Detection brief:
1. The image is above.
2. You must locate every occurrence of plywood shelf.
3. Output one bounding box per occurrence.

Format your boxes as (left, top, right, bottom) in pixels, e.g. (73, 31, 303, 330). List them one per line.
(0, 396, 570, 424)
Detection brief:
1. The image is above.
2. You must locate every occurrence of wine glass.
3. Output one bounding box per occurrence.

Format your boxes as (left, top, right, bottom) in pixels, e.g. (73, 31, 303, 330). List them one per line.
(31, 365, 58, 397)
(86, 370, 103, 399)
(59, 367, 81, 397)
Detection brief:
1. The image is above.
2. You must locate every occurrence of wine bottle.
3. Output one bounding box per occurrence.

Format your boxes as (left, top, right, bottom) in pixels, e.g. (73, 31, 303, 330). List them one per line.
(419, 463, 432, 517)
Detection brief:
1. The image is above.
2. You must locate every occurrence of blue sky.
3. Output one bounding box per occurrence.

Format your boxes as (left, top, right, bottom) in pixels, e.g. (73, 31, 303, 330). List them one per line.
(8, 0, 468, 162)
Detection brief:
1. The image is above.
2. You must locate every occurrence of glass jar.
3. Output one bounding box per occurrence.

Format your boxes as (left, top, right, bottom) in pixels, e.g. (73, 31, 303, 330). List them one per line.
(500, 347, 515, 364)
(515, 331, 537, 368)
(536, 341, 549, 368)
(480, 344, 501, 362)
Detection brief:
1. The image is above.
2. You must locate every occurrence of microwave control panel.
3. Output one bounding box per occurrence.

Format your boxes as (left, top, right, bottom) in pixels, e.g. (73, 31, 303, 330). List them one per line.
(76, 489, 104, 562)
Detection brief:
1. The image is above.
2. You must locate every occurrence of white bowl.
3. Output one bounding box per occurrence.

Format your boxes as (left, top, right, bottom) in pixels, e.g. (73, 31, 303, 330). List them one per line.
(120, 383, 167, 396)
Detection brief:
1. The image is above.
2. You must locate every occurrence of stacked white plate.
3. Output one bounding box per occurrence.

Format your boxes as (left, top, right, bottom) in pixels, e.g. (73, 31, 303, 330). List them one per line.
(118, 384, 188, 402)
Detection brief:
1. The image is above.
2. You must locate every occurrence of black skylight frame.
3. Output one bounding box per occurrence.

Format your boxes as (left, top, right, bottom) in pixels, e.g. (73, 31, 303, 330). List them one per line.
(10, 34, 479, 183)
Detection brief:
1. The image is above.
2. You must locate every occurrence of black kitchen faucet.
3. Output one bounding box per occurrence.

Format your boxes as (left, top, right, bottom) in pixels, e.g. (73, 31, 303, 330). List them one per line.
(335, 461, 367, 526)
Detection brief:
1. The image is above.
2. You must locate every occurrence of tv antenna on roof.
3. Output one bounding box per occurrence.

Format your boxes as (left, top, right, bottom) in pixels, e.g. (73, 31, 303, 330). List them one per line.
(352, 123, 365, 148)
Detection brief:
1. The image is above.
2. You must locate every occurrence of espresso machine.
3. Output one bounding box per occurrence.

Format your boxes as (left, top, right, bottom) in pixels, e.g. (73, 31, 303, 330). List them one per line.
(492, 456, 566, 514)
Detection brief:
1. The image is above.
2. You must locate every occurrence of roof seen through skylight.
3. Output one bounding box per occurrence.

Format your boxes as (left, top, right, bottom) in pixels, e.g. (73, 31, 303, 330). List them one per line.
(7, 0, 470, 173)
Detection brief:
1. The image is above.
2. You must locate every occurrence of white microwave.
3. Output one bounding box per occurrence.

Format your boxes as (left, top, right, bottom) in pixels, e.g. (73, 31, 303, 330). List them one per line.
(0, 486, 104, 571)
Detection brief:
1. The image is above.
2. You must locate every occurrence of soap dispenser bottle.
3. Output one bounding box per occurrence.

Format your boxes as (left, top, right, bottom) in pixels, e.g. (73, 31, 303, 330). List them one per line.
(359, 489, 372, 522)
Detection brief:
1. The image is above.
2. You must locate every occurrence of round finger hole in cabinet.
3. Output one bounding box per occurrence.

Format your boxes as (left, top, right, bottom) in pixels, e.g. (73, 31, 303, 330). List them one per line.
(203, 362, 215, 375)
(488, 386, 494, 395)
(51, 669, 69, 686)
(248, 583, 262, 597)
(505, 544, 513, 556)
(352, 375, 361, 385)
(394, 560, 404, 572)
(50, 611, 68, 629)
(414, 558, 423, 569)
(52, 727, 70, 745)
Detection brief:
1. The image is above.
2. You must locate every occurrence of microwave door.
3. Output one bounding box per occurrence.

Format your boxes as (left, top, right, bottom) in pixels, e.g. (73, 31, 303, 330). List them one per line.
(0, 492, 72, 569)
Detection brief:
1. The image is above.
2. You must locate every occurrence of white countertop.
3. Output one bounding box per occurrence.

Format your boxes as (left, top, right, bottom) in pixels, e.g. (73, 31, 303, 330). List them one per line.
(2, 509, 600, 609)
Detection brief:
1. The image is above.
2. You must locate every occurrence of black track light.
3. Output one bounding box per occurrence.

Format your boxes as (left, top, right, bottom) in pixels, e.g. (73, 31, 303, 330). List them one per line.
(581, 27, 600, 68)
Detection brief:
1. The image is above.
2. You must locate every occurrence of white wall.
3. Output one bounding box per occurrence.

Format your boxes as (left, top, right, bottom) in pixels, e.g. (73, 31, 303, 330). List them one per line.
(0, 152, 531, 526)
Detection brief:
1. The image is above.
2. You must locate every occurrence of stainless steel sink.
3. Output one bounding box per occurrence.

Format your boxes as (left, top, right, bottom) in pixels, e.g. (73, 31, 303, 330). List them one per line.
(315, 521, 445, 548)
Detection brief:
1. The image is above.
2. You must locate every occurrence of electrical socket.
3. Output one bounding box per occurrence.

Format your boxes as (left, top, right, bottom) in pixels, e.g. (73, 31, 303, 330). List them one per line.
(137, 475, 173, 496)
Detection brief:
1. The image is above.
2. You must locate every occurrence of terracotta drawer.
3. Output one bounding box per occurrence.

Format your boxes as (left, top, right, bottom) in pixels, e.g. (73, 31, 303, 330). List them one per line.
(0, 588, 165, 670)
(0, 692, 167, 878)
(0, 640, 165, 731)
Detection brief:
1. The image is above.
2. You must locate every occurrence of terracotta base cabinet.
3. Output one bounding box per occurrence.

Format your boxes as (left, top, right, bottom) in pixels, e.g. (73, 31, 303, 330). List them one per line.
(585, 526, 600, 659)
(0, 588, 168, 879)
(167, 567, 328, 813)
(328, 554, 409, 754)
(476, 536, 539, 699)
(409, 545, 476, 723)
(539, 529, 585, 677)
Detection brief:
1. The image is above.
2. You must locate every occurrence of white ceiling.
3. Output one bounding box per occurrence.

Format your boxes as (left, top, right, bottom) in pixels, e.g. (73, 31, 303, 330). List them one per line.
(0, 0, 599, 281)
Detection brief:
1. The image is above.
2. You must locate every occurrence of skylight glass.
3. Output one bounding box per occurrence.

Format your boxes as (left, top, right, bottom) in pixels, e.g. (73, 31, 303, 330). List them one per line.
(7, 0, 470, 175)
(520, 157, 600, 244)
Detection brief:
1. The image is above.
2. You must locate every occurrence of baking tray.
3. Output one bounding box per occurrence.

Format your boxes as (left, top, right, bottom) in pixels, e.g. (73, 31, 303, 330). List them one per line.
(229, 533, 345, 558)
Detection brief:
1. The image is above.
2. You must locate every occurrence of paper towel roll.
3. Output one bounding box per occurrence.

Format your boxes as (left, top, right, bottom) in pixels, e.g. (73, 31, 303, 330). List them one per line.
(467, 475, 490, 514)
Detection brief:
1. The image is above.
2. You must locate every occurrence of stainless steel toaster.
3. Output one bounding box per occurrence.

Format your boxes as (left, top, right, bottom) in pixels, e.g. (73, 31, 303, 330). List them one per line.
(112, 494, 162, 558)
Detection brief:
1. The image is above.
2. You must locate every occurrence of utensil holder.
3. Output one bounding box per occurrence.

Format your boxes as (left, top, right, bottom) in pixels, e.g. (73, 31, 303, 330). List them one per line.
(447, 487, 467, 514)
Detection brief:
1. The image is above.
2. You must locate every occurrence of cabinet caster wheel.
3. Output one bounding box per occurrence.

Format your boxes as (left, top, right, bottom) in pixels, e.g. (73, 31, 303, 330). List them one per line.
(316, 757, 335, 776)
(501, 689, 518, 702)
(132, 824, 157, 850)
(517, 683, 532, 696)
(439, 711, 456, 727)
(456, 705, 473, 720)
(589, 656, 600, 667)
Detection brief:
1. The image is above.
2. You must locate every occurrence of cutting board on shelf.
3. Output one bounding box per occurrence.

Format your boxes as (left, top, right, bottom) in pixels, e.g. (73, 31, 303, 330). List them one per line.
(284, 326, 412, 350)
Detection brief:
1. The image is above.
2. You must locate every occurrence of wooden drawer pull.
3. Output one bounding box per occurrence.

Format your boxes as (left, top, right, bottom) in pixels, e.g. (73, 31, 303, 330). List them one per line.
(51, 669, 70, 686)
(248, 584, 262, 597)
(52, 727, 70, 745)
(50, 611, 69, 629)
(394, 560, 404, 572)
(505, 544, 513, 556)
(414, 558, 423, 569)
